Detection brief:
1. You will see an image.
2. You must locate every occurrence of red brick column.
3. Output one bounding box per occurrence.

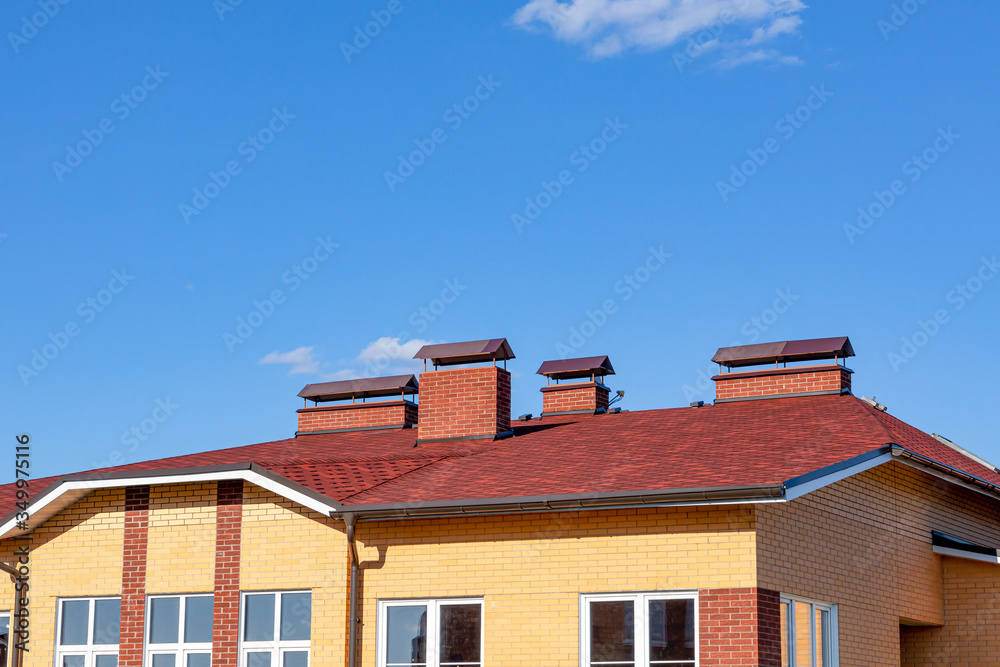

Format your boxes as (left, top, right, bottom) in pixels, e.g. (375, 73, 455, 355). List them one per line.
(213, 480, 243, 667)
(699, 587, 782, 667)
(120, 486, 150, 667)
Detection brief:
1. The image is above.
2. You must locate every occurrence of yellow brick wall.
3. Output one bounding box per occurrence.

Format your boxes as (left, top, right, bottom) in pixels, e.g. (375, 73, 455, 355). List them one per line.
(146, 483, 217, 594)
(354, 505, 757, 667)
(240, 484, 348, 660)
(758, 460, 1000, 667)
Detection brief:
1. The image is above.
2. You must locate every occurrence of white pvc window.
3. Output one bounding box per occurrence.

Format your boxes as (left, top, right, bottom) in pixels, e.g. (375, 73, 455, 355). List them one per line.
(240, 591, 311, 667)
(581, 592, 697, 667)
(146, 594, 213, 667)
(377, 598, 483, 667)
(55, 597, 121, 667)
(779, 595, 838, 667)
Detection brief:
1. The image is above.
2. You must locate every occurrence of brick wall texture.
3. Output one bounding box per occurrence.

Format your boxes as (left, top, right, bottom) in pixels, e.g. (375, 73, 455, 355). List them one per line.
(120, 486, 150, 667)
(699, 588, 781, 667)
(213, 480, 243, 667)
(417, 365, 511, 440)
(297, 401, 417, 433)
(715, 366, 851, 400)
(541, 382, 610, 413)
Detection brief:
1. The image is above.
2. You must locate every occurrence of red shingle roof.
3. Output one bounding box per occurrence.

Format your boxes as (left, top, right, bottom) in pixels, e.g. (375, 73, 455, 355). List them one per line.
(4, 394, 999, 514)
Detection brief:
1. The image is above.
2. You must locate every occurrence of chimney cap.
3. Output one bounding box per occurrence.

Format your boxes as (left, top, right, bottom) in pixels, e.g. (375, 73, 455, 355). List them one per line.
(712, 336, 855, 369)
(298, 374, 419, 402)
(413, 338, 515, 367)
(536, 356, 615, 381)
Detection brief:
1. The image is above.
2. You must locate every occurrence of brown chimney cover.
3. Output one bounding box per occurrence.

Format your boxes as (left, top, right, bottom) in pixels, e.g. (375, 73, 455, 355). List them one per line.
(536, 356, 615, 381)
(298, 375, 419, 403)
(712, 336, 854, 369)
(412, 338, 514, 367)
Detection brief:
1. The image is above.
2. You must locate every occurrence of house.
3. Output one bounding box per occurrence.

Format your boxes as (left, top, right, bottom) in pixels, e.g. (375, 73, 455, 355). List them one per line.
(2, 336, 999, 667)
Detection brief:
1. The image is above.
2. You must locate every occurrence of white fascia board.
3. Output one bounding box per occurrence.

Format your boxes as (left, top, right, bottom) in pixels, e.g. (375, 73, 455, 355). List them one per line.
(933, 545, 1000, 564)
(783, 451, 894, 502)
(0, 468, 341, 540)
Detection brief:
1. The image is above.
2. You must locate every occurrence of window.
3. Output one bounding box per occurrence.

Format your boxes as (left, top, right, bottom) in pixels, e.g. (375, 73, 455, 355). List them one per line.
(240, 591, 311, 667)
(1, 611, 9, 667)
(378, 598, 483, 667)
(581, 592, 697, 667)
(146, 594, 214, 667)
(56, 597, 121, 667)
(780, 596, 838, 667)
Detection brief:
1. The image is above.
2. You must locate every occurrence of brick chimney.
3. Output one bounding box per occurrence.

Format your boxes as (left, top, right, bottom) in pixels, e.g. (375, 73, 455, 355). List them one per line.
(296, 375, 418, 435)
(413, 339, 514, 443)
(537, 356, 615, 416)
(712, 337, 854, 402)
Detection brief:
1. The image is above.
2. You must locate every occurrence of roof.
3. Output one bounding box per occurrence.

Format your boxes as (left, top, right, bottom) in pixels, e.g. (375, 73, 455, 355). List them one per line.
(4, 394, 999, 531)
(537, 356, 615, 381)
(413, 339, 514, 367)
(713, 337, 855, 368)
(298, 375, 418, 402)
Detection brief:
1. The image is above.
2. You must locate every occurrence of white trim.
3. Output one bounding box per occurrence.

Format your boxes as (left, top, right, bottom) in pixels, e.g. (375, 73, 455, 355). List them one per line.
(932, 545, 1000, 564)
(1, 469, 342, 540)
(145, 594, 213, 667)
(779, 595, 838, 667)
(783, 453, 894, 502)
(54, 596, 121, 667)
(376, 597, 484, 667)
(239, 590, 312, 667)
(579, 591, 698, 667)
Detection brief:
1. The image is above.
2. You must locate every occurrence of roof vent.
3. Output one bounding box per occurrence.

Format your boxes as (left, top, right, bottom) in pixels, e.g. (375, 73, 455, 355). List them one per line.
(537, 356, 615, 416)
(712, 337, 855, 403)
(861, 396, 887, 412)
(296, 375, 418, 435)
(412, 339, 514, 443)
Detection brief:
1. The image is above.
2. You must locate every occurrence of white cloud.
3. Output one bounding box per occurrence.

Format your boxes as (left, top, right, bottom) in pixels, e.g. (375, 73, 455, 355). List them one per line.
(258, 346, 321, 375)
(511, 0, 807, 66)
(713, 48, 802, 69)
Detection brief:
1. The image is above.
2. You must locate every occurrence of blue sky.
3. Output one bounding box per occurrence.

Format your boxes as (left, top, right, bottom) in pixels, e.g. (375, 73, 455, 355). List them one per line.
(4, 0, 999, 479)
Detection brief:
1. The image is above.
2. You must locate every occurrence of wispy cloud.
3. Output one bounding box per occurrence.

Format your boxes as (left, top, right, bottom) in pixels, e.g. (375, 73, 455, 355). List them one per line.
(714, 49, 802, 69)
(259, 337, 437, 382)
(511, 0, 807, 66)
(258, 346, 321, 375)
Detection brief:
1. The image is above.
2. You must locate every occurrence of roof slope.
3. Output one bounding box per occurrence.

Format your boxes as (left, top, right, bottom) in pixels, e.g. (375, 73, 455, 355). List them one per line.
(4, 394, 999, 514)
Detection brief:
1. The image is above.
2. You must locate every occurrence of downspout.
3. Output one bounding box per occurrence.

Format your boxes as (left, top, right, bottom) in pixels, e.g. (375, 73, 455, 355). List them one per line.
(0, 562, 23, 667)
(345, 513, 359, 667)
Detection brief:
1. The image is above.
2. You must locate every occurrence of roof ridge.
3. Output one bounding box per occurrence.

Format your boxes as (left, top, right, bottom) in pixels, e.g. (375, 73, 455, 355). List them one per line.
(843, 394, 899, 446)
(337, 456, 452, 503)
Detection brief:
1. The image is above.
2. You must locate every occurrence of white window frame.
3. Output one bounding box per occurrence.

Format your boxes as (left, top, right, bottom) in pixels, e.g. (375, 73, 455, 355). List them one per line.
(780, 595, 839, 667)
(239, 591, 311, 667)
(580, 591, 698, 667)
(376, 598, 484, 667)
(145, 594, 213, 667)
(54, 596, 121, 667)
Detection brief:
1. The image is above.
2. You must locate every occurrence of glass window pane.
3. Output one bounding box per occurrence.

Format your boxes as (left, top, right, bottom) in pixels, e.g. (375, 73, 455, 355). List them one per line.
(817, 609, 831, 667)
(247, 652, 272, 667)
(152, 655, 176, 667)
(780, 602, 790, 667)
(280, 593, 311, 641)
(386, 605, 427, 664)
(94, 599, 121, 645)
(794, 601, 812, 667)
(590, 600, 635, 664)
(62, 656, 85, 667)
(648, 599, 695, 661)
(61, 600, 90, 645)
(185, 597, 214, 644)
(245, 595, 276, 642)
(150, 598, 180, 644)
(439, 604, 481, 664)
(96, 656, 119, 667)
(187, 654, 211, 667)
(283, 651, 308, 667)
